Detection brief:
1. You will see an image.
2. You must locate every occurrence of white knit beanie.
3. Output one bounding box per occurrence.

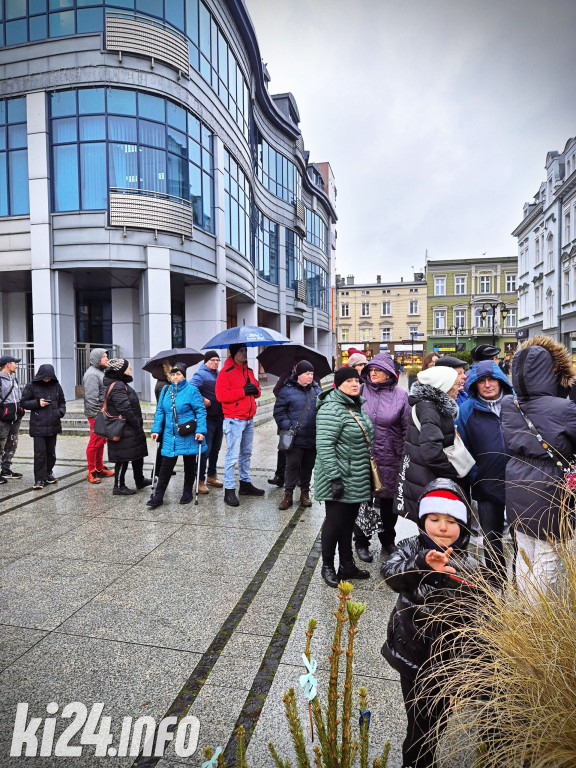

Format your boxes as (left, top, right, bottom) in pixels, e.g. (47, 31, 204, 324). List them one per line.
(417, 366, 458, 393)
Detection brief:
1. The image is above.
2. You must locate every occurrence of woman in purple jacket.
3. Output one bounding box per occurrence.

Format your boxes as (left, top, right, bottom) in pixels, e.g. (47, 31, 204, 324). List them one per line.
(354, 353, 410, 562)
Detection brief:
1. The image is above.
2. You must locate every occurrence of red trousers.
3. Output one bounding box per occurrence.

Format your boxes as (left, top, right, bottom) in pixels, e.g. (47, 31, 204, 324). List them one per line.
(86, 417, 107, 471)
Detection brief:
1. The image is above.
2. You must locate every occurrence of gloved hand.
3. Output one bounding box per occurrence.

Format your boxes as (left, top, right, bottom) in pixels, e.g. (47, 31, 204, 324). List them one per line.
(244, 381, 259, 396)
(330, 478, 345, 500)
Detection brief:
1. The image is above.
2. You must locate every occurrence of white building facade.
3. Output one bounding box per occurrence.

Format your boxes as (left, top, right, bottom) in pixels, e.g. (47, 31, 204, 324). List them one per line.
(513, 136, 576, 356)
(0, 0, 336, 399)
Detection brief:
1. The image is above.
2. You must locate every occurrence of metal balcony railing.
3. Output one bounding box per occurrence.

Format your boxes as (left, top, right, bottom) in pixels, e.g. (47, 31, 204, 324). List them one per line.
(1, 343, 34, 386)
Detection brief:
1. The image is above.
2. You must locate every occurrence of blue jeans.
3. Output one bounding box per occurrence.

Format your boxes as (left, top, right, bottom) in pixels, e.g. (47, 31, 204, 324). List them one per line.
(223, 418, 254, 489)
(199, 417, 224, 481)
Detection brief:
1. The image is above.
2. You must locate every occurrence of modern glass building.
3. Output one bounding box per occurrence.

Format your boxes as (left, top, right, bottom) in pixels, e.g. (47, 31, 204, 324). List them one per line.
(0, 0, 337, 398)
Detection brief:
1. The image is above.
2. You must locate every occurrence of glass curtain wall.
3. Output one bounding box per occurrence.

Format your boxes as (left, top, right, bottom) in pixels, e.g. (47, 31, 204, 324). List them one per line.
(0, 0, 249, 140)
(285, 229, 303, 292)
(252, 209, 278, 284)
(224, 149, 250, 259)
(0, 96, 29, 217)
(304, 260, 328, 310)
(50, 87, 214, 232)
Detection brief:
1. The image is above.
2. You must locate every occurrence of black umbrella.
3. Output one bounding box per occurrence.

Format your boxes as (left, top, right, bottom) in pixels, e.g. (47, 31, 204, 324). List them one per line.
(257, 343, 332, 380)
(143, 347, 204, 380)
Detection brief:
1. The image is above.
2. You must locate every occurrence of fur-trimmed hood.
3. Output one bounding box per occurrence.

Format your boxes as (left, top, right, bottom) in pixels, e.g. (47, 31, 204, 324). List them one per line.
(408, 381, 459, 419)
(513, 335, 576, 400)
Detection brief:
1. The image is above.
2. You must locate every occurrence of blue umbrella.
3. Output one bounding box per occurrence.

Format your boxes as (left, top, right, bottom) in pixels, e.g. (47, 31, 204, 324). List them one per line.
(202, 325, 290, 349)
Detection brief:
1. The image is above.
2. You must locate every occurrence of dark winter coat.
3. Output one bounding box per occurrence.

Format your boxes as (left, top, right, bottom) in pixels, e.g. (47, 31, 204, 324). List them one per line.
(215, 356, 260, 420)
(381, 479, 479, 679)
(457, 361, 513, 504)
(501, 336, 576, 540)
(394, 382, 461, 523)
(191, 364, 223, 419)
(21, 365, 66, 437)
(314, 387, 374, 504)
(151, 379, 207, 458)
(102, 372, 148, 463)
(273, 375, 321, 449)
(361, 354, 410, 498)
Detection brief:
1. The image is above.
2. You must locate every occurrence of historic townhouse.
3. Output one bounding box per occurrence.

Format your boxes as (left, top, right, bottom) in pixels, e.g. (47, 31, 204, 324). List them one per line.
(513, 136, 576, 359)
(426, 256, 518, 357)
(0, 0, 336, 398)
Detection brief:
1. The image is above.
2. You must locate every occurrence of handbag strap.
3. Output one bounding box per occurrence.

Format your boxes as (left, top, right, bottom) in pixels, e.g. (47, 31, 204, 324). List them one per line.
(0, 379, 15, 407)
(345, 406, 372, 449)
(513, 396, 569, 470)
(292, 387, 316, 433)
(101, 381, 117, 412)
(170, 387, 180, 428)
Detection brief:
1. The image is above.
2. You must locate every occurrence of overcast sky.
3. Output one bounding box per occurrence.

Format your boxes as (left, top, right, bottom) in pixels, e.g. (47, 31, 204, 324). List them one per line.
(245, 0, 576, 283)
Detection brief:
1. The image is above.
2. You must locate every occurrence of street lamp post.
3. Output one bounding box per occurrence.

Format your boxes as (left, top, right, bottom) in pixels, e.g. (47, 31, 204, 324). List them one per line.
(447, 325, 464, 349)
(480, 303, 509, 347)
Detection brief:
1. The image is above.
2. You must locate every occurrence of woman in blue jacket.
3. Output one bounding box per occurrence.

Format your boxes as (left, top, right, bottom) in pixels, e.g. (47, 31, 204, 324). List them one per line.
(147, 362, 207, 508)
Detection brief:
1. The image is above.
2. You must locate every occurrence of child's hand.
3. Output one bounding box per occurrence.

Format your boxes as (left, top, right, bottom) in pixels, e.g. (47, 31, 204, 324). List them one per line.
(425, 547, 456, 573)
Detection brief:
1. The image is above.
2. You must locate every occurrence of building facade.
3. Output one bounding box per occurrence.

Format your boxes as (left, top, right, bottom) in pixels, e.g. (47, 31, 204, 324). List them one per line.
(512, 136, 576, 360)
(0, 0, 336, 399)
(426, 256, 518, 357)
(336, 273, 427, 366)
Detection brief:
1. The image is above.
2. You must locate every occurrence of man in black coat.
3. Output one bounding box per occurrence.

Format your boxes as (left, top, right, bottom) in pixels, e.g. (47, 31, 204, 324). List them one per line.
(21, 364, 66, 489)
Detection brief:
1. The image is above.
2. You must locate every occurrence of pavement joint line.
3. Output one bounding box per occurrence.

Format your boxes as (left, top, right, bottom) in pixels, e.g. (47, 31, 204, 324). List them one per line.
(129, 502, 308, 768)
(223, 531, 323, 764)
(0, 469, 88, 510)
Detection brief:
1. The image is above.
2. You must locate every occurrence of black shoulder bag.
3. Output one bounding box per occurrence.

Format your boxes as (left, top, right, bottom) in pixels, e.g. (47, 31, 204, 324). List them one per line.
(93, 382, 126, 441)
(278, 387, 315, 453)
(170, 388, 196, 437)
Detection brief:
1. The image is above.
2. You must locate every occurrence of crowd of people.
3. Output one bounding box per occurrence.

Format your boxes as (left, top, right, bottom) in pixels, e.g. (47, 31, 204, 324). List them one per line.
(1, 336, 575, 767)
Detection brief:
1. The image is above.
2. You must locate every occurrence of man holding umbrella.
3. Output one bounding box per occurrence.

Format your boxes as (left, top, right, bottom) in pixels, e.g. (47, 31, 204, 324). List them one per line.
(216, 343, 264, 506)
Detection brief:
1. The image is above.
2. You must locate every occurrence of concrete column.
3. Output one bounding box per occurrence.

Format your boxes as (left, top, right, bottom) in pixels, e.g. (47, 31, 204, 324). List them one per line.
(0, 293, 4, 343)
(140, 245, 172, 401)
(277, 226, 287, 336)
(112, 287, 141, 393)
(237, 303, 259, 380)
(185, 284, 226, 353)
(289, 318, 304, 343)
(212, 137, 229, 322)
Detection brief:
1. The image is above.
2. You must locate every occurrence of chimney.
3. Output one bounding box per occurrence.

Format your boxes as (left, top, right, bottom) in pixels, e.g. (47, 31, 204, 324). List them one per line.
(400, 277, 404, 282)
(347, 274, 354, 285)
(335, 273, 341, 285)
(376, 275, 381, 283)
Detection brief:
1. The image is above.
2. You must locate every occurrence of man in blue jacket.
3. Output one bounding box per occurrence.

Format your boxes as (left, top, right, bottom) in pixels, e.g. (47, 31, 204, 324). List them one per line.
(191, 350, 224, 493)
(457, 360, 512, 582)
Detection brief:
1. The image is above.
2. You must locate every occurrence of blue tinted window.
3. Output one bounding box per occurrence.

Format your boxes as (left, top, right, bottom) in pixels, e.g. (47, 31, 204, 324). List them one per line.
(185, 0, 198, 43)
(80, 142, 107, 208)
(139, 119, 164, 148)
(167, 126, 186, 156)
(52, 117, 77, 143)
(109, 143, 138, 188)
(108, 116, 136, 142)
(54, 144, 79, 210)
(49, 10, 74, 36)
(136, 0, 162, 17)
(0, 103, 5, 124)
(30, 0, 48, 11)
(79, 115, 105, 140)
(6, 0, 26, 20)
(8, 124, 26, 148)
(188, 114, 199, 142)
(165, 0, 183, 30)
(187, 136, 200, 165)
(0, 155, 7, 216)
(109, 0, 134, 8)
(29, 15, 48, 40)
(77, 8, 103, 32)
(167, 101, 186, 131)
(6, 19, 27, 44)
(51, 90, 76, 117)
(78, 88, 105, 114)
(198, 2, 209, 57)
(138, 93, 164, 122)
(49, 0, 74, 8)
(107, 89, 136, 116)
(167, 152, 186, 199)
(7, 98, 26, 123)
(77, 0, 102, 6)
(0, 128, 5, 151)
(140, 147, 166, 192)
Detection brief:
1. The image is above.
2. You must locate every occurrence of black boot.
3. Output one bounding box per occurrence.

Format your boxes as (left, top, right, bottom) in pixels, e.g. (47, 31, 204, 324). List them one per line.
(338, 561, 370, 580)
(147, 490, 165, 508)
(267, 474, 284, 487)
(321, 562, 339, 588)
(239, 480, 265, 496)
(180, 487, 193, 505)
(136, 477, 153, 490)
(224, 488, 240, 507)
(113, 485, 137, 496)
(355, 544, 373, 563)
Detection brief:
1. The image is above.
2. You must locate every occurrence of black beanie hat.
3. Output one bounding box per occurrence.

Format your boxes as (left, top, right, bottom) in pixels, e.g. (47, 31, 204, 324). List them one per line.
(229, 343, 247, 359)
(170, 361, 188, 376)
(295, 360, 314, 375)
(334, 366, 360, 388)
(204, 350, 220, 363)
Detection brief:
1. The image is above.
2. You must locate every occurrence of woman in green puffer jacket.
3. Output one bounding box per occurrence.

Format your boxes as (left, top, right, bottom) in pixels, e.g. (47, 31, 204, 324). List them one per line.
(315, 367, 374, 587)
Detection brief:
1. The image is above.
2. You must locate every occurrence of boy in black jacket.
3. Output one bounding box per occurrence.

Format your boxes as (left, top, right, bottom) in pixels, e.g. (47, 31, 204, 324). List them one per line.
(381, 478, 481, 768)
(21, 364, 66, 489)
